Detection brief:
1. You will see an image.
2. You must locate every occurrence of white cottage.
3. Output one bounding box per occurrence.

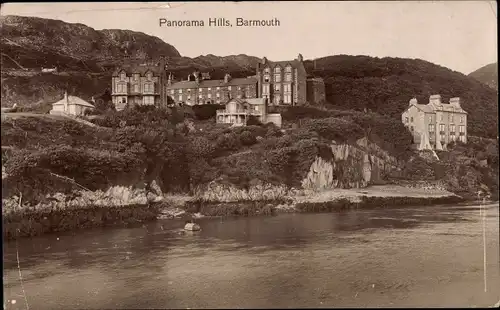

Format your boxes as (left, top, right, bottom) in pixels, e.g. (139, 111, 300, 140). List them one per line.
(50, 91, 95, 116)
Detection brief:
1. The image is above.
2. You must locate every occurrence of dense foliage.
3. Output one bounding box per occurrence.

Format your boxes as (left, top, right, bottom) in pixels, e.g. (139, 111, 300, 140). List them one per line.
(2, 104, 497, 203)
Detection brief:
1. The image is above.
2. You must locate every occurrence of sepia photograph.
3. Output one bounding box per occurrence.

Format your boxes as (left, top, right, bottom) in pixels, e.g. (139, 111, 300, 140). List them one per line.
(1, 1, 499, 308)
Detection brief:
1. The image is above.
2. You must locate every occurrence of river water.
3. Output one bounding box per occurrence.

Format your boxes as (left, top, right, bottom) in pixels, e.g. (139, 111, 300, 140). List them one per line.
(3, 203, 500, 309)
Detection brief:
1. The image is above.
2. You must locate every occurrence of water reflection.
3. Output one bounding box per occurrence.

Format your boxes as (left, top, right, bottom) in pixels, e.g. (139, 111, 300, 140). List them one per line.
(3, 203, 499, 309)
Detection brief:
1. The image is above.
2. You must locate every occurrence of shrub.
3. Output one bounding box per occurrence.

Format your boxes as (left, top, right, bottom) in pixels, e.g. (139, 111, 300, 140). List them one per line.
(240, 130, 257, 146)
(302, 117, 364, 143)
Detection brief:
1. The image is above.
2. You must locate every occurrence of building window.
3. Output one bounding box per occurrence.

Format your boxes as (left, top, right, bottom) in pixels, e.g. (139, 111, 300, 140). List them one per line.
(262, 84, 270, 95)
(274, 73, 281, 83)
(284, 84, 291, 92)
(440, 114, 444, 121)
(460, 116, 464, 123)
(285, 65, 292, 73)
(217, 87, 220, 90)
(144, 96, 154, 105)
(284, 73, 292, 82)
(410, 126, 414, 132)
(450, 114, 454, 122)
(274, 84, 281, 92)
(440, 134, 445, 142)
(133, 74, 139, 81)
(170, 89, 174, 95)
(216, 92, 220, 98)
(274, 66, 281, 73)
(120, 72, 126, 80)
(428, 115, 433, 123)
(284, 94, 291, 104)
(450, 124, 456, 133)
(179, 89, 183, 94)
(264, 67, 270, 74)
(208, 93, 212, 99)
(228, 86, 232, 91)
(428, 124, 435, 133)
(144, 83, 154, 93)
(405, 117, 409, 123)
(147, 72, 152, 80)
(133, 84, 139, 93)
(410, 117, 413, 122)
(208, 87, 211, 91)
(178, 95, 182, 101)
(459, 125, 465, 135)
(439, 124, 445, 133)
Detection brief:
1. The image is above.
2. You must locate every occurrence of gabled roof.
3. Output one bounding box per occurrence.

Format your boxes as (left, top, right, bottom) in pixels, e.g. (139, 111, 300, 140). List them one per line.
(52, 95, 95, 108)
(167, 77, 257, 90)
(257, 59, 303, 71)
(429, 102, 467, 114)
(112, 65, 162, 77)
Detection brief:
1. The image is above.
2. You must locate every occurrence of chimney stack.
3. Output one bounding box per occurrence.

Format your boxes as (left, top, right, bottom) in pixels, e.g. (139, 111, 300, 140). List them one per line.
(224, 73, 231, 83)
(409, 98, 418, 105)
(429, 94, 441, 105)
(297, 53, 304, 62)
(449, 97, 461, 107)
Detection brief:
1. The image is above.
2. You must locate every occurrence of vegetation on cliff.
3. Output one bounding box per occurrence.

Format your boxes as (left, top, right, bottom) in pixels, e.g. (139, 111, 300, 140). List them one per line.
(4, 104, 496, 210)
(1, 105, 413, 204)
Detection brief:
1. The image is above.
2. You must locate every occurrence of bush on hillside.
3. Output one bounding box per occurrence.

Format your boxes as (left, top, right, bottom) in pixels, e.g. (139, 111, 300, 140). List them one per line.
(301, 117, 364, 143)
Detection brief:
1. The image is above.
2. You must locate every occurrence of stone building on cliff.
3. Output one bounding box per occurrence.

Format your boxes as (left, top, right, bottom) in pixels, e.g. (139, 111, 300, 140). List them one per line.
(401, 94, 468, 151)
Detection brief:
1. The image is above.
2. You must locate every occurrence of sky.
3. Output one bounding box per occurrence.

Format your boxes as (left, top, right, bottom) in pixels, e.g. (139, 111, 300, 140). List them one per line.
(1, 1, 497, 74)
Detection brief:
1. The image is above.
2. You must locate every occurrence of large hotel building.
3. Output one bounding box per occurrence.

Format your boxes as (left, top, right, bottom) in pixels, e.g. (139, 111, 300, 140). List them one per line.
(111, 54, 325, 110)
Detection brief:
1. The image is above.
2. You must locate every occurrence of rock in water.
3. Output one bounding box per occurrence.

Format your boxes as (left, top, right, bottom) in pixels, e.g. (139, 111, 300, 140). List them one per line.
(184, 223, 201, 231)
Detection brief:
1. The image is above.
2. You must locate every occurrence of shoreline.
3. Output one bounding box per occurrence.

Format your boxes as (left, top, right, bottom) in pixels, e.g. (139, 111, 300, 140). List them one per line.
(3, 185, 483, 241)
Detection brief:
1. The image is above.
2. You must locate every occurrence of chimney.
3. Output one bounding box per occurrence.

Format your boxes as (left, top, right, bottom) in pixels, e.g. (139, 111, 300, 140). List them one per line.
(297, 53, 304, 62)
(449, 97, 461, 107)
(409, 98, 418, 106)
(261, 57, 267, 64)
(224, 73, 231, 83)
(429, 94, 441, 105)
(193, 71, 200, 83)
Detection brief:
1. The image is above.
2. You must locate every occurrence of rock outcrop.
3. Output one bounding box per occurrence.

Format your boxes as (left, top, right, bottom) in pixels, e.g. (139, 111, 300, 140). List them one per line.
(194, 181, 295, 202)
(301, 138, 401, 190)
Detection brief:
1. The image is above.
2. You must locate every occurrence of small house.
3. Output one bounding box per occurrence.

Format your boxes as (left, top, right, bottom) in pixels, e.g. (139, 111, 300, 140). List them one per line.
(49, 91, 95, 116)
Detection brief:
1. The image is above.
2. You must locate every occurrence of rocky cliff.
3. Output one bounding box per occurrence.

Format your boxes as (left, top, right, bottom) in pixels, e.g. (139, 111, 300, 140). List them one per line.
(301, 138, 401, 190)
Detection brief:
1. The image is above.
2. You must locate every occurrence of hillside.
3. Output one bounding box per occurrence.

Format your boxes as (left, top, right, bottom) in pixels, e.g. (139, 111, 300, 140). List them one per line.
(0, 15, 181, 70)
(468, 62, 497, 91)
(303, 55, 499, 138)
(1, 15, 498, 139)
